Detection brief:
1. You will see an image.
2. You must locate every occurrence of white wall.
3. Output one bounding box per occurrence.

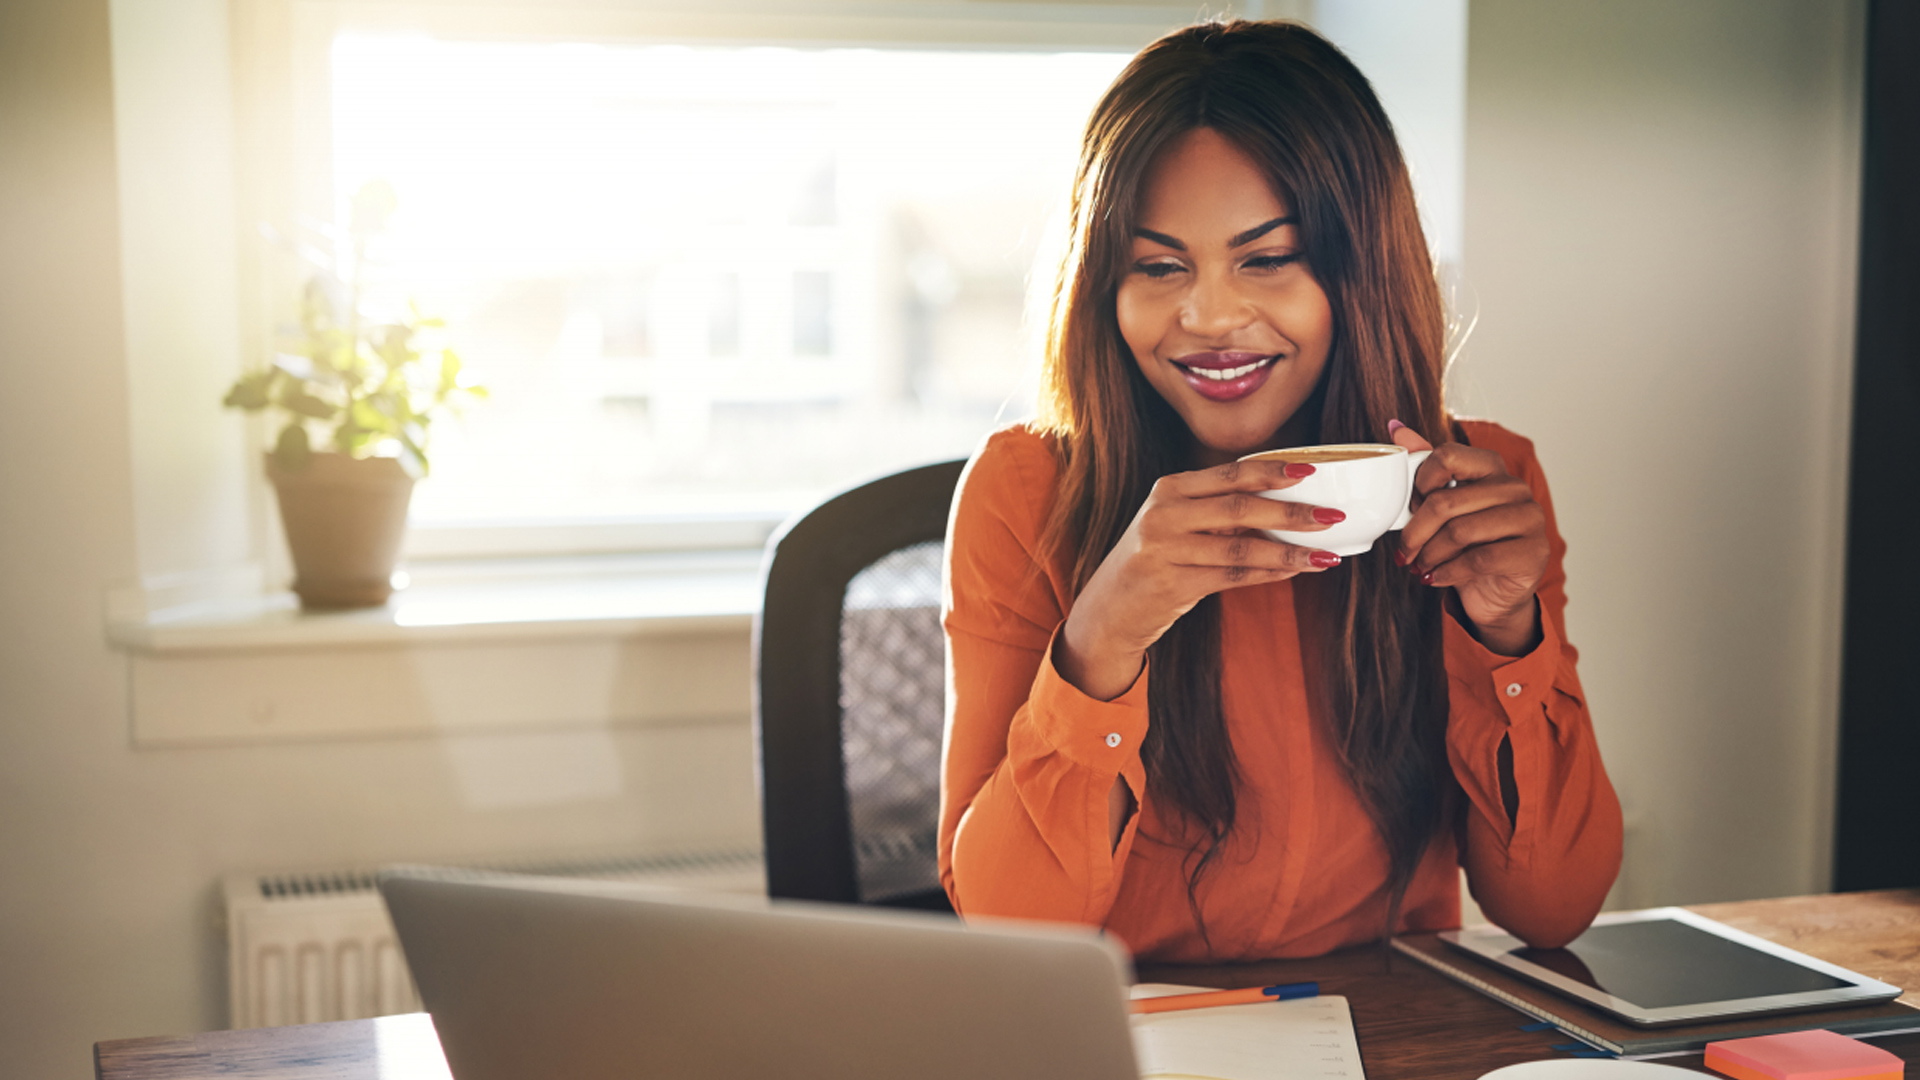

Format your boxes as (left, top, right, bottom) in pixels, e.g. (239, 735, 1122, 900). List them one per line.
(110, 0, 255, 586)
(1458, 0, 1863, 906)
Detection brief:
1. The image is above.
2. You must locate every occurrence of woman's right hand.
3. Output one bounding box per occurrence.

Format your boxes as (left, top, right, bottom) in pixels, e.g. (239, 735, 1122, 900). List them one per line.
(1056, 457, 1345, 702)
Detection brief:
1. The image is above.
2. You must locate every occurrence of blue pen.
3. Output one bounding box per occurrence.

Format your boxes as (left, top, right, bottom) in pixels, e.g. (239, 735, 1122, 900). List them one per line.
(1131, 981, 1320, 1014)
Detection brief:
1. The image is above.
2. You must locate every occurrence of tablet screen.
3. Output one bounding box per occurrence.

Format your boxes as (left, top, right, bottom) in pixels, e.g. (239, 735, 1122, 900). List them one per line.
(1506, 918, 1850, 1009)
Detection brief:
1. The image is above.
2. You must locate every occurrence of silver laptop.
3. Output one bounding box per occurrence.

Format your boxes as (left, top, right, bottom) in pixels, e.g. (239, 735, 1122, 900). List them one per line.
(378, 868, 1140, 1080)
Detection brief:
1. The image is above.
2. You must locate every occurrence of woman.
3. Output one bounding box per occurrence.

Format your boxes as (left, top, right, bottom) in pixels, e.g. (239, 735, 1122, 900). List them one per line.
(938, 20, 1621, 963)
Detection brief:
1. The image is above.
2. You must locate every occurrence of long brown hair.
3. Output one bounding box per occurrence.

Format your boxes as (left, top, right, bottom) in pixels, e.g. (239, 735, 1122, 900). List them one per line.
(1034, 20, 1453, 949)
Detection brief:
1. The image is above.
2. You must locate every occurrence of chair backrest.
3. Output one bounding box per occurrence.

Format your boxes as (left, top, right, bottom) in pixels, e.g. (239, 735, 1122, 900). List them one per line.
(754, 459, 967, 910)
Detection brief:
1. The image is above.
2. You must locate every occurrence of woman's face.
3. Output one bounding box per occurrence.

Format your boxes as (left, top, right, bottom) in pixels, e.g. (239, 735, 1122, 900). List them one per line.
(1115, 127, 1334, 466)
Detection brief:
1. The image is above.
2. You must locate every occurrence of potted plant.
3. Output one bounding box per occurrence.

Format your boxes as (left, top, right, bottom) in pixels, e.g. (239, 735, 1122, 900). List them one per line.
(224, 187, 484, 609)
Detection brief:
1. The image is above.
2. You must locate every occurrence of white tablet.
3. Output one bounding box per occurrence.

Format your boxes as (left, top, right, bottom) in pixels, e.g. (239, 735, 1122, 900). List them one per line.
(1441, 907, 1901, 1027)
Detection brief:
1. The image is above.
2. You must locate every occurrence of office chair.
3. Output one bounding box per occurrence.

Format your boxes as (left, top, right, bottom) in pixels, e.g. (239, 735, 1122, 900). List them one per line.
(754, 458, 967, 912)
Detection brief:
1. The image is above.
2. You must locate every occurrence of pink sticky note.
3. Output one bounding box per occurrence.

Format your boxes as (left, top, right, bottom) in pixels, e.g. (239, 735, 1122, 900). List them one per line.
(1704, 1029, 1904, 1080)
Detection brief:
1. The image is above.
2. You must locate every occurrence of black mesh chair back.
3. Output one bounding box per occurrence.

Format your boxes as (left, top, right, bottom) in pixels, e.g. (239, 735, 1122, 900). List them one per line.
(754, 459, 966, 910)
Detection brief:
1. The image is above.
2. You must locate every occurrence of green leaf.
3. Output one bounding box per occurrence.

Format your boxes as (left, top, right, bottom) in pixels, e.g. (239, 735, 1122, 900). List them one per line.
(375, 366, 409, 397)
(332, 420, 364, 452)
(348, 399, 381, 432)
(437, 349, 463, 396)
(271, 422, 312, 472)
(222, 369, 279, 411)
(278, 386, 337, 421)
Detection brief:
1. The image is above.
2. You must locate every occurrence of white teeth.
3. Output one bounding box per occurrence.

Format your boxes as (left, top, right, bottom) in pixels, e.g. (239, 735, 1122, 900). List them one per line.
(1189, 357, 1273, 381)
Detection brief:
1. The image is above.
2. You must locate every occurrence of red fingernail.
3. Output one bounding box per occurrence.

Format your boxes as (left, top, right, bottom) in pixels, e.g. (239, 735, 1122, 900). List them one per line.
(1391, 548, 1408, 566)
(1421, 570, 1435, 585)
(1312, 507, 1346, 524)
(1284, 462, 1315, 479)
(1388, 419, 1406, 435)
(1310, 551, 1342, 568)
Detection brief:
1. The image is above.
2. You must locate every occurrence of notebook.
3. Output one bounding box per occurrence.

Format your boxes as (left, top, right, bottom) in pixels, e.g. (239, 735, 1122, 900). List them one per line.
(1131, 984, 1367, 1080)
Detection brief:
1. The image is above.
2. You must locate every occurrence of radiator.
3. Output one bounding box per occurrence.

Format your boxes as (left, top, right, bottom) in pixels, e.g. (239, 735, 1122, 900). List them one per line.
(220, 847, 767, 1030)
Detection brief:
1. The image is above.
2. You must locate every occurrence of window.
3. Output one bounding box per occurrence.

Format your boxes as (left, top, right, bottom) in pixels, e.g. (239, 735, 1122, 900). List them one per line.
(309, 34, 1131, 545)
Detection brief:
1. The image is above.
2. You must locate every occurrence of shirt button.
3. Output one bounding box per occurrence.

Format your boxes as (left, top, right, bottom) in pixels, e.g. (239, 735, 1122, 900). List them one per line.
(1105, 732, 1122, 748)
(1504, 682, 1523, 698)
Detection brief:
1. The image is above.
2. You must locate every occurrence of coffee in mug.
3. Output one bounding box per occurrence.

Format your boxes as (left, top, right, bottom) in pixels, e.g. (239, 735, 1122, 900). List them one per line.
(1239, 443, 1431, 556)
(1254, 446, 1397, 465)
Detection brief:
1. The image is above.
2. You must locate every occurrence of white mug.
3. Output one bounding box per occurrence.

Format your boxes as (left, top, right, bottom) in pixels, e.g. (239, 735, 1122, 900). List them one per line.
(1239, 443, 1431, 557)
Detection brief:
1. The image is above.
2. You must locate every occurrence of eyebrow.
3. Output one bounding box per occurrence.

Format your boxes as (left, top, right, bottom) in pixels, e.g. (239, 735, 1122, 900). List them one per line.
(1131, 216, 1298, 252)
(1133, 227, 1187, 251)
(1230, 216, 1295, 247)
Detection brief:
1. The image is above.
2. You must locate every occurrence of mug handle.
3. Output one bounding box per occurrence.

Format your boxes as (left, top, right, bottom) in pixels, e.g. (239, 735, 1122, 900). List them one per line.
(1390, 449, 1433, 531)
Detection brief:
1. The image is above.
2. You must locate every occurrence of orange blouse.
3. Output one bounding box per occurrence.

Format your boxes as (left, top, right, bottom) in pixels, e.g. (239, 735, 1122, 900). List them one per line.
(938, 420, 1622, 962)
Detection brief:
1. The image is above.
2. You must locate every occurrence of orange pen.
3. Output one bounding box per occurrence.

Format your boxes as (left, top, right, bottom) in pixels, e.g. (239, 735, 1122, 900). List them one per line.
(1129, 981, 1319, 1014)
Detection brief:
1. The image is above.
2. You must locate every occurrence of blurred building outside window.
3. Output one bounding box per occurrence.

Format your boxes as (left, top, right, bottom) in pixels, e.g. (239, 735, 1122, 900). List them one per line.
(310, 35, 1132, 554)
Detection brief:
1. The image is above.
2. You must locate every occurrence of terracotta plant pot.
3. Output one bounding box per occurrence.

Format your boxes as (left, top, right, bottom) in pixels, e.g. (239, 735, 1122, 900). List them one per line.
(266, 452, 416, 610)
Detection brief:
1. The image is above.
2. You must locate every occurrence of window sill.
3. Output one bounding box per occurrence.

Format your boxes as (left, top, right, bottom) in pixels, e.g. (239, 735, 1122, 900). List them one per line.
(108, 550, 763, 655)
(109, 551, 765, 748)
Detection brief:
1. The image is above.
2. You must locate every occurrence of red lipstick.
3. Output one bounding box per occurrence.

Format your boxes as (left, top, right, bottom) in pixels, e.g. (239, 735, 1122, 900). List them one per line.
(1172, 351, 1278, 403)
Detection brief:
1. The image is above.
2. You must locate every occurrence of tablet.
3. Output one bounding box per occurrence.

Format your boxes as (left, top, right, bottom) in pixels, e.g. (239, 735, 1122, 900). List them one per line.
(1440, 907, 1901, 1027)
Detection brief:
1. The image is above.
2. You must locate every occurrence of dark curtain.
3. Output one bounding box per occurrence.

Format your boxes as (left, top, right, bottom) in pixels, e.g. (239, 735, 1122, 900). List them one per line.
(1834, 0, 1920, 891)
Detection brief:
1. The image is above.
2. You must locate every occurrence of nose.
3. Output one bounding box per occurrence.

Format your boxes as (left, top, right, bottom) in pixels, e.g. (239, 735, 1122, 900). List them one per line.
(1179, 268, 1254, 339)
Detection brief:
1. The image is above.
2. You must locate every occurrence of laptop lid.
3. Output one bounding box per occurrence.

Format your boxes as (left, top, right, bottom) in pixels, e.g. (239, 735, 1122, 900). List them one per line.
(378, 869, 1140, 1080)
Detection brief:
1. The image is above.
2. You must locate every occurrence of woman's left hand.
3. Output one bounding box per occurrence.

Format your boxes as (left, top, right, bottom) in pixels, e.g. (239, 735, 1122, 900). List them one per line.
(1390, 422, 1548, 656)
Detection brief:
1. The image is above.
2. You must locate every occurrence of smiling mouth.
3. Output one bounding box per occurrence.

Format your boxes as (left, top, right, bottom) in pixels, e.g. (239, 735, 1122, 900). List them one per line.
(1178, 356, 1275, 381)
(1172, 352, 1281, 402)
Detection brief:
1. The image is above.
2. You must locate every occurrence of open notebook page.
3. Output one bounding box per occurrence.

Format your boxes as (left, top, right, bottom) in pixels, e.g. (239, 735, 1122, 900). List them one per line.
(1129, 984, 1366, 1080)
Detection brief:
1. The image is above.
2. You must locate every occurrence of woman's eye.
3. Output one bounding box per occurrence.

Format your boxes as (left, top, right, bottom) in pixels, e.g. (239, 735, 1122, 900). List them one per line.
(1245, 254, 1302, 272)
(1133, 261, 1185, 280)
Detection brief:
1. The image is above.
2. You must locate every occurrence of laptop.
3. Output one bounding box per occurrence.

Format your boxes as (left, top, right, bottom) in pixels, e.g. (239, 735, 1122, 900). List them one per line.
(378, 868, 1141, 1080)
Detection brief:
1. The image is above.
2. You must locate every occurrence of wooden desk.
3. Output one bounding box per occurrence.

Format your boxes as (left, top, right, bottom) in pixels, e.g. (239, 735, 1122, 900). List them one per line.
(97, 890, 1920, 1080)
